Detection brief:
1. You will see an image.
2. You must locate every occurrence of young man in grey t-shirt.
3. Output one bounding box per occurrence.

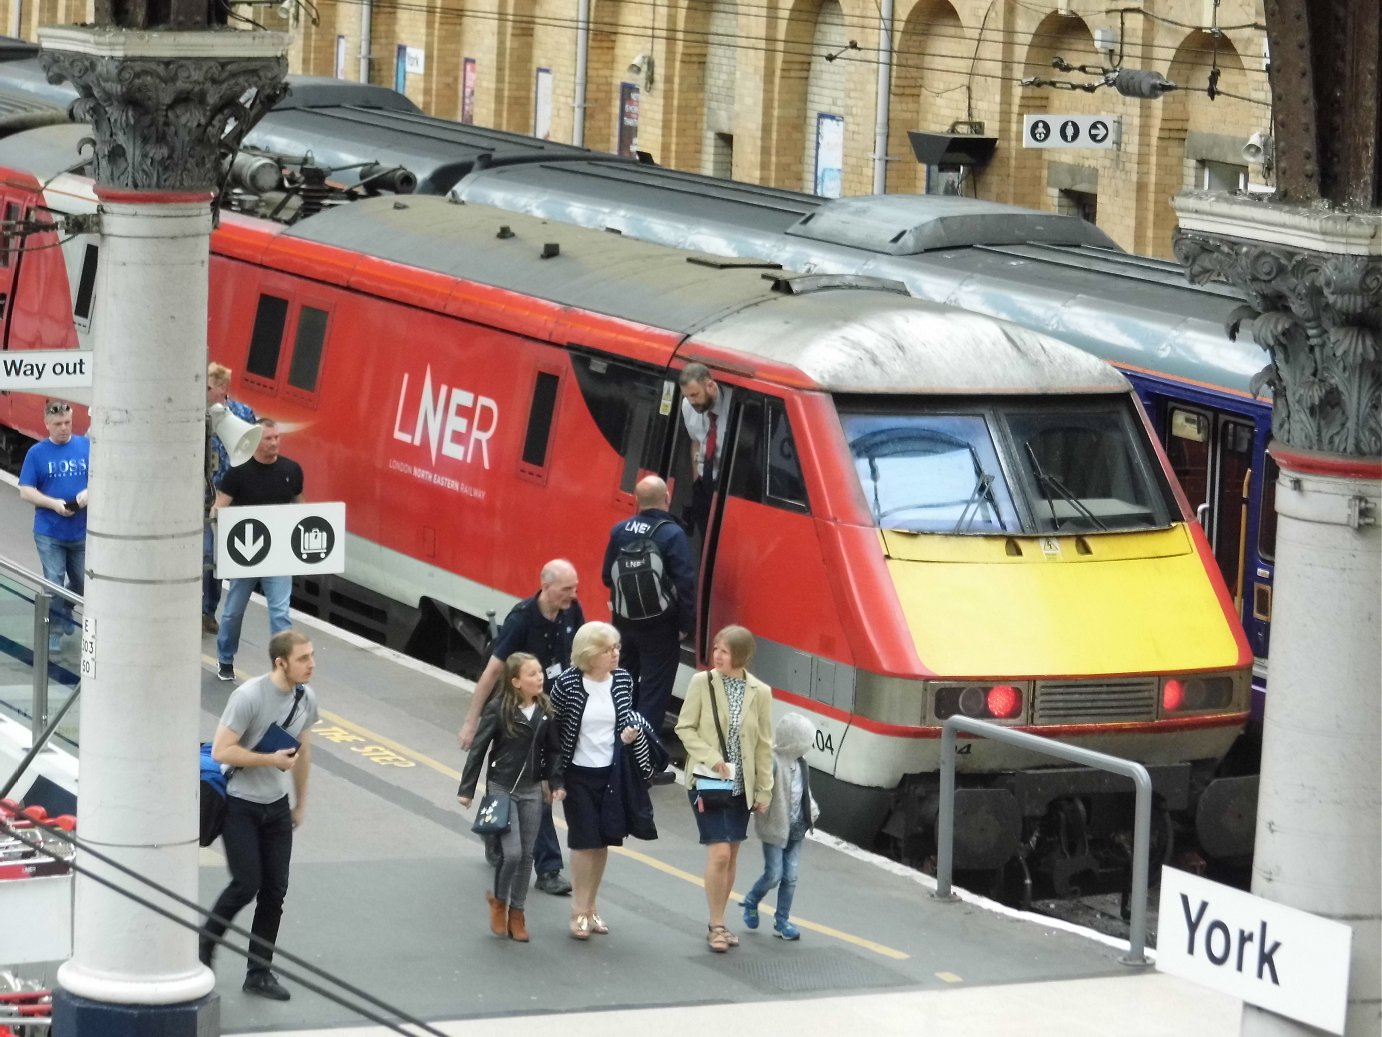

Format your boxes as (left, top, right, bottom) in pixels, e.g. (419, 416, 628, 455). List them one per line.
(199, 629, 319, 1001)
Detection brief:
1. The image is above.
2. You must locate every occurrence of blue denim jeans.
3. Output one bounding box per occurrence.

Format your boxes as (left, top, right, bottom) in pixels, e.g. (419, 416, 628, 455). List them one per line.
(217, 574, 292, 665)
(34, 533, 85, 636)
(743, 836, 804, 925)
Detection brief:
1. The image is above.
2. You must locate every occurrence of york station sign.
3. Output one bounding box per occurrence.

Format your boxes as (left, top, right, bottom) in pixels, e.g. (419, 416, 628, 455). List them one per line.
(1157, 866, 1352, 1034)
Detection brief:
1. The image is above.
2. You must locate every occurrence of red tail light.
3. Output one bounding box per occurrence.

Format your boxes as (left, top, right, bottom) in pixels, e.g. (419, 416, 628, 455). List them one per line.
(987, 684, 1021, 718)
(1162, 678, 1185, 712)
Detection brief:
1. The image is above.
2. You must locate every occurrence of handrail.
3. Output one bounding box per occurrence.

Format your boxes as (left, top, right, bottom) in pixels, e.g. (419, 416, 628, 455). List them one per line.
(0, 552, 84, 750)
(934, 715, 1152, 966)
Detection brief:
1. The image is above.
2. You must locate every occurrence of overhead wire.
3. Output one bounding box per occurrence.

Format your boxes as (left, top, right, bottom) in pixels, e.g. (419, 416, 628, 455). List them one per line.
(289, 0, 1271, 77)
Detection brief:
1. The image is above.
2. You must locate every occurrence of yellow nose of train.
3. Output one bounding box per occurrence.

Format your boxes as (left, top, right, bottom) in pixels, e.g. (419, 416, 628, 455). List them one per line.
(883, 524, 1245, 677)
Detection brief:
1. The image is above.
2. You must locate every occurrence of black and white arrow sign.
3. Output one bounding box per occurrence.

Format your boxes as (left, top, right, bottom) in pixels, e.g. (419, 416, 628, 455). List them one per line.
(216, 502, 346, 579)
(1023, 114, 1120, 150)
(226, 518, 272, 567)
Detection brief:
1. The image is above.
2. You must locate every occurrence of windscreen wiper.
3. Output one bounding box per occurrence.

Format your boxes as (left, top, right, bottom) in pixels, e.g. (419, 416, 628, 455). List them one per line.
(1023, 441, 1107, 532)
(953, 472, 997, 533)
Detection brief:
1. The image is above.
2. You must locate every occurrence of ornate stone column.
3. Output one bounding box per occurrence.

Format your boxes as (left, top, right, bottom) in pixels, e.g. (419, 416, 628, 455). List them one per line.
(1174, 194, 1380, 1036)
(37, 26, 287, 1035)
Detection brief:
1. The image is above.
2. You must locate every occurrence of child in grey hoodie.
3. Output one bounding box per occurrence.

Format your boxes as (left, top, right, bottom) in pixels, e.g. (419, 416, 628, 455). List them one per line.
(741, 713, 819, 940)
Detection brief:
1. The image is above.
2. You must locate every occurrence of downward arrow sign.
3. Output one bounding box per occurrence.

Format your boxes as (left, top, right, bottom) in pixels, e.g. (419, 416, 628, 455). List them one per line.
(234, 528, 265, 561)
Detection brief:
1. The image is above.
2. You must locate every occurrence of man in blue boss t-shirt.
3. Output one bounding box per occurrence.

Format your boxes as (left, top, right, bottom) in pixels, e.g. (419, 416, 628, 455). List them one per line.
(19, 400, 90, 653)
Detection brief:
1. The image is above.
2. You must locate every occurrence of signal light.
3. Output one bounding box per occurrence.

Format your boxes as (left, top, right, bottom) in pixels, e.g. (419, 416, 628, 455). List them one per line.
(987, 684, 1021, 718)
(1162, 678, 1185, 712)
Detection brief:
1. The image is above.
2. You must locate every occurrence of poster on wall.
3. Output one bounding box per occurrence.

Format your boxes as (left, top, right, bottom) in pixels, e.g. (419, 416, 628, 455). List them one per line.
(617, 82, 640, 158)
(814, 113, 844, 198)
(335, 35, 347, 79)
(394, 44, 408, 94)
(461, 58, 477, 124)
(535, 68, 553, 140)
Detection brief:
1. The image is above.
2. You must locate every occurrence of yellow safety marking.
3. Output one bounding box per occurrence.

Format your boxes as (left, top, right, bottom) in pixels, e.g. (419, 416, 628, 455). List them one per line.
(231, 687, 911, 962)
(313, 709, 440, 773)
(935, 971, 964, 983)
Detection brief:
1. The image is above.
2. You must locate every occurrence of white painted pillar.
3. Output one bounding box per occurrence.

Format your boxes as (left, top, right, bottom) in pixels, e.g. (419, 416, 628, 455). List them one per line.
(1240, 449, 1381, 1037)
(573, 0, 589, 147)
(871, 0, 892, 196)
(54, 195, 214, 1007)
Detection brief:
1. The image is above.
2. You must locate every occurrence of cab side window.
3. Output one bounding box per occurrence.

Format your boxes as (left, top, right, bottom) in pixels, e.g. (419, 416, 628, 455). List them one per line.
(728, 394, 808, 513)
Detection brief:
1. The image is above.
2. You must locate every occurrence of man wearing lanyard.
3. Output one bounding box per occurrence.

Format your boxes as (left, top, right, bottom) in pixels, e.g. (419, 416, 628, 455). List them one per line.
(678, 363, 733, 538)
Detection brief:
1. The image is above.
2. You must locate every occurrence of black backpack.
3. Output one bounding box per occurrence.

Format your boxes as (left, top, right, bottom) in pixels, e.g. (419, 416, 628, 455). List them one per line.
(609, 520, 674, 621)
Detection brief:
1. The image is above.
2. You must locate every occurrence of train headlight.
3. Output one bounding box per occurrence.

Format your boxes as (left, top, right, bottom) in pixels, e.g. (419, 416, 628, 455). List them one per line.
(1159, 674, 1235, 716)
(932, 682, 1030, 724)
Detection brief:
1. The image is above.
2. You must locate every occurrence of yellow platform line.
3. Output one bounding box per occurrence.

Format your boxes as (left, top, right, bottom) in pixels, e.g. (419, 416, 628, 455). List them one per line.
(226, 684, 908, 962)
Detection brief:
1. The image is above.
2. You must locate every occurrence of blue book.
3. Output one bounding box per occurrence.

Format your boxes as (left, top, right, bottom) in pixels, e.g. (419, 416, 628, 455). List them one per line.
(253, 722, 300, 754)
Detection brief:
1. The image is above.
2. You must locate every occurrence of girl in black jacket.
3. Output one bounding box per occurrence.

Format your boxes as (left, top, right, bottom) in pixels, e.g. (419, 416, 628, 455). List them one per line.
(458, 652, 560, 942)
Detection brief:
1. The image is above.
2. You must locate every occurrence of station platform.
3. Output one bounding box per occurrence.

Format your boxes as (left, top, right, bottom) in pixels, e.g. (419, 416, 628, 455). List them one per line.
(196, 609, 1243, 1037)
(0, 482, 1244, 1036)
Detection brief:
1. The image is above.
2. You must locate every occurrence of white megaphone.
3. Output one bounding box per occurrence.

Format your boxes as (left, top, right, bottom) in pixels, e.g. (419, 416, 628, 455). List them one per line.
(207, 403, 262, 467)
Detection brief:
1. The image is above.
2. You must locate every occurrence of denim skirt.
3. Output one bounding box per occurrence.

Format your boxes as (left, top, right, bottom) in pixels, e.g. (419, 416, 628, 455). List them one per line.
(687, 789, 750, 845)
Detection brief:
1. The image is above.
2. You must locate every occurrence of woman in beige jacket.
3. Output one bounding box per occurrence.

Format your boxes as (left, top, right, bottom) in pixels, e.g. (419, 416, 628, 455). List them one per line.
(675, 625, 774, 953)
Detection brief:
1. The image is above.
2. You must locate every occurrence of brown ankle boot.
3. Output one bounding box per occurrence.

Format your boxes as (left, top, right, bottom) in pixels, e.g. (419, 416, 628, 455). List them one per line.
(485, 891, 507, 937)
(507, 907, 529, 942)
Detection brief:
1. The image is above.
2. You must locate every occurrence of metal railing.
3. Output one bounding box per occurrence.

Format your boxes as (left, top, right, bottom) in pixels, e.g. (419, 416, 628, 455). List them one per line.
(0, 553, 83, 750)
(933, 715, 1152, 966)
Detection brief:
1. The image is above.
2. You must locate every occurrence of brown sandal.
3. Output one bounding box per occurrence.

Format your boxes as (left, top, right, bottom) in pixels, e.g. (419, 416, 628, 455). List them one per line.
(707, 925, 731, 953)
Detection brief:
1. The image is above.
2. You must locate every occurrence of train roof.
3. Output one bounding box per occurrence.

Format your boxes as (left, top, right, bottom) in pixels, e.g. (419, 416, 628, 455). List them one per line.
(455, 159, 1266, 399)
(285, 194, 1129, 396)
(243, 96, 613, 195)
(0, 122, 89, 178)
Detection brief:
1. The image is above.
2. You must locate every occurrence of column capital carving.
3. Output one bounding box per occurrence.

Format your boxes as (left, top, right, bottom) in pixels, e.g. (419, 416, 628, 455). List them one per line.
(1173, 197, 1381, 459)
(39, 30, 288, 193)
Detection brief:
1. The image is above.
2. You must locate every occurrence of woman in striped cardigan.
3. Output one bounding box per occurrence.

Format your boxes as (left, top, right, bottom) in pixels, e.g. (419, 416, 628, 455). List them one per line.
(549, 621, 658, 940)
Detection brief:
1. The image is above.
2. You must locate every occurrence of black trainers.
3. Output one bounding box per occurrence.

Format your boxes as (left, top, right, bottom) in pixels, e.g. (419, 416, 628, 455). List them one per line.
(650, 766, 678, 786)
(243, 971, 291, 1001)
(535, 870, 572, 895)
(217, 662, 236, 682)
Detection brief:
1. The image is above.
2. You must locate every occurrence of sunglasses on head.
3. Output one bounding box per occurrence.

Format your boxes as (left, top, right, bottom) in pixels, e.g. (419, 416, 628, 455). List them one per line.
(45, 402, 71, 416)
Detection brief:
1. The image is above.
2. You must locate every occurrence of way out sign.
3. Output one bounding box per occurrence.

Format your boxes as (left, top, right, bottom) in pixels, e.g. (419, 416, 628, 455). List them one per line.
(1157, 866, 1352, 1034)
(216, 502, 346, 579)
(0, 350, 93, 390)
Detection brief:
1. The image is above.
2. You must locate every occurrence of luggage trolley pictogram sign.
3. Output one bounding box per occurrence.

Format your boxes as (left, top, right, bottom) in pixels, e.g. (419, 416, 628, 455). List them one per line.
(216, 502, 346, 579)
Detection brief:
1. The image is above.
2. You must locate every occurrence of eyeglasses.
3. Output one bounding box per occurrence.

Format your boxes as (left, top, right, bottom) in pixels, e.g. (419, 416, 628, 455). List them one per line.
(45, 402, 71, 416)
(606, 644, 622, 654)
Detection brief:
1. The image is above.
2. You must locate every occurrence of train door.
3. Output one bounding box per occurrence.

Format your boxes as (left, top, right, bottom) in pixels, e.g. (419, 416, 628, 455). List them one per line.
(1160, 401, 1256, 614)
(696, 389, 815, 659)
(0, 194, 24, 344)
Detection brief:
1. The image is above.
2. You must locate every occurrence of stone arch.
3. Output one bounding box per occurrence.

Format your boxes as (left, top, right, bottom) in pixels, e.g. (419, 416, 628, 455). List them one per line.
(888, 0, 968, 195)
(799, 0, 847, 194)
(1012, 13, 1101, 214)
(763, 0, 815, 189)
(495, 0, 535, 134)
(583, 0, 629, 152)
(664, 0, 713, 170)
(1145, 30, 1259, 254)
(418, 0, 465, 115)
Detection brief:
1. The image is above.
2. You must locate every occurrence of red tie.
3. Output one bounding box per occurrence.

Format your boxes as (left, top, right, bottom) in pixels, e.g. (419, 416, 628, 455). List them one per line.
(704, 412, 718, 481)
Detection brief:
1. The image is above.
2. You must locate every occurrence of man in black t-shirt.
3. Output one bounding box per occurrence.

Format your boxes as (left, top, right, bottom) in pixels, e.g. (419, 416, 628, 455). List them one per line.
(458, 559, 583, 895)
(213, 419, 305, 682)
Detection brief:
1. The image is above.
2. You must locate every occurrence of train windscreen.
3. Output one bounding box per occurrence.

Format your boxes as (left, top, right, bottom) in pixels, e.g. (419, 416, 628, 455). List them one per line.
(839, 397, 1176, 534)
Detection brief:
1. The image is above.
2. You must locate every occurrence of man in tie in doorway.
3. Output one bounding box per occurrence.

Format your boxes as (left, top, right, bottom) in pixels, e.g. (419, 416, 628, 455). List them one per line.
(678, 363, 733, 539)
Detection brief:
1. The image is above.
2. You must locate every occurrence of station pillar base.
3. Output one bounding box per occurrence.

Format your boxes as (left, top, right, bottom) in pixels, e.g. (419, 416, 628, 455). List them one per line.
(53, 989, 219, 1036)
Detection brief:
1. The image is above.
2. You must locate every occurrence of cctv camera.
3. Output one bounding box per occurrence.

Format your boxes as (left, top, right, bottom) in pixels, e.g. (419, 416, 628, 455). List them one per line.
(1242, 131, 1272, 163)
(628, 53, 650, 75)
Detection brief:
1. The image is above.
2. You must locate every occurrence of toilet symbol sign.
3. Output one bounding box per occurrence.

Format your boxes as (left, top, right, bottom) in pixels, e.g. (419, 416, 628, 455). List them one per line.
(1023, 114, 1120, 149)
(216, 502, 346, 579)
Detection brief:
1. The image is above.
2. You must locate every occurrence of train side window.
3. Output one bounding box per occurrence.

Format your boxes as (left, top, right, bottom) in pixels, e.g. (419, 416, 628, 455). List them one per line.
(765, 399, 808, 510)
(286, 305, 328, 393)
(1165, 406, 1210, 513)
(726, 395, 810, 513)
(0, 201, 19, 268)
(1214, 418, 1253, 604)
(728, 397, 766, 503)
(520, 370, 561, 478)
(1258, 454, 1279, 564)
(569, 353, 668, 492)
(244, 294, 289, 388)
(72, 243, 98, 331)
